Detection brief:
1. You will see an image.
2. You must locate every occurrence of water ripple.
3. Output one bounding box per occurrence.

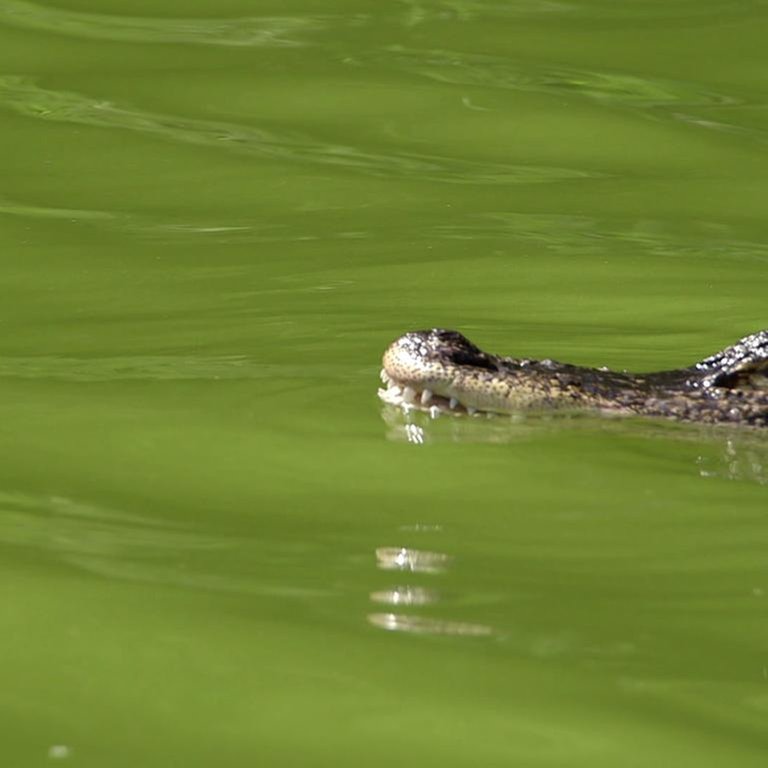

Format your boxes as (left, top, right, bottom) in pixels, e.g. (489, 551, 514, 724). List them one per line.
(559, 0, 767, 20)
(0, 491, 217, 556)
(0, 0, 326, 47)
(396, 0, 765, 23)
(381, 405, 768, 485)
(368, 613, 493, 636)
(363, 46, 735, 108)
(375, 546, 451, 574)
(0, 76, 598, 185)
(348, 46, 761, 143)
(0, 356, 344, 382)
(0, 195, 120, 221)
(433, 212, 768, 264)
(0, 491, 333, 597)
(397, 0, 571, 26)
(3, 186, 766, 266)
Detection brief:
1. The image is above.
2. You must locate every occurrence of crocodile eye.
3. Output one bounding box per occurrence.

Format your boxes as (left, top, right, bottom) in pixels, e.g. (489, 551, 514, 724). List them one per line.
(426, 329, 473, 346)
(444, 347, 498, 371)
(708, 369, 768, 390)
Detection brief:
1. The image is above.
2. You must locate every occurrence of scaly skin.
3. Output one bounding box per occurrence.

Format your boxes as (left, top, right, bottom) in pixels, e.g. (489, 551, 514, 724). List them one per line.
(378, 329, 768, 427)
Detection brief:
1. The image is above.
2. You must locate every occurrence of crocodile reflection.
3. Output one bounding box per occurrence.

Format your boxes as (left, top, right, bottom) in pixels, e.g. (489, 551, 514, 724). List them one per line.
(368, 545, 493, 637)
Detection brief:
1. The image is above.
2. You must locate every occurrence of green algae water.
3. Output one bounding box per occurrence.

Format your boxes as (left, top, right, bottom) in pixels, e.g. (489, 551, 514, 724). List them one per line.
(1, 1, 768, 765)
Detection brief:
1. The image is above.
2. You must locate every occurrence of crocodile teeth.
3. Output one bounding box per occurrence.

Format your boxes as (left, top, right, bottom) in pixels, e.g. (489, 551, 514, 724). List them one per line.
(420, 389, 433, 405)
(380, 368, 389, 383)
(449, 397, 459, 410)
(403, 386, 416, 403)
(388, 385, 401, 397)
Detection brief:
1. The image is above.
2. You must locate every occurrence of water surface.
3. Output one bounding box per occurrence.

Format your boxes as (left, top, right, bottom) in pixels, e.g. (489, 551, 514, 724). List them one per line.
(1, 1, 767, 766)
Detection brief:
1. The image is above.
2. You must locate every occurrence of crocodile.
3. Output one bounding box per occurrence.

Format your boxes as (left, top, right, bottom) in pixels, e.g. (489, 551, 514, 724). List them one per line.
(378, 329, 768, 427)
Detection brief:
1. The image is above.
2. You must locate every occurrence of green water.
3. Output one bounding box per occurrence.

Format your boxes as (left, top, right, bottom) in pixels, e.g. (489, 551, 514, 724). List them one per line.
(2, 1, 768, 765)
